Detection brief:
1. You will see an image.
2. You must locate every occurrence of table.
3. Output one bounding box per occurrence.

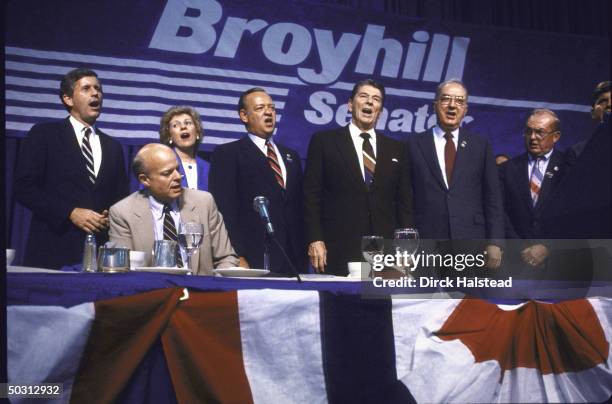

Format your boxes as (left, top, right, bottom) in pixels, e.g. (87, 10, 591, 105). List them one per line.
(7, 271, 612, 403)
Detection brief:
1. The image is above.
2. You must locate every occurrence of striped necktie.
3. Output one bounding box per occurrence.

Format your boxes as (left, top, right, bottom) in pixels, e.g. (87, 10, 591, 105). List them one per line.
(360, 133, 376, 186)
(529, 156, 544, 206)
(163, 205, 183, 267)
(82, 127, 96, 184)
(266, 140, 285, 189)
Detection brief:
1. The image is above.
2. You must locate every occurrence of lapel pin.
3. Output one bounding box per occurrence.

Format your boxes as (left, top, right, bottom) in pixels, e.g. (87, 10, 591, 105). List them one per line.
(392, 158, 399, 163)
(553, 166, 559, 171)
(460, 141, 467, 148)
(545, 172, 554, 178)
(285, 154, 293, 162)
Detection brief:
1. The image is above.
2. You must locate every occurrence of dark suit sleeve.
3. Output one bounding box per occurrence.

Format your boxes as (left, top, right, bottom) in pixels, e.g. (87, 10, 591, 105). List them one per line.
(397, 142, 413, 227)
(482, 139, 505, 245)
(110, 141, 129, 206)
(303, 132, 324, 243)
(208, 145, 246, 256)
(289, 149, 305, 237)
(497, 162, 519, 239)
(13, 124, 74, 230)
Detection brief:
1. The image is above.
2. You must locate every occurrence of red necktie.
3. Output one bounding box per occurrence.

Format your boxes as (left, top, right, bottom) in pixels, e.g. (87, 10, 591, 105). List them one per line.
(444, 132, 456, 186)
(360, 133, 376, 186)
(266, 140, 285, 189)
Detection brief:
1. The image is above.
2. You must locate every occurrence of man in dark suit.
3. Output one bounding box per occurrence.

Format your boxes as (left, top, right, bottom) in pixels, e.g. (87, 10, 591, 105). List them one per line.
(405, 79, 504, 269)
(499, 109, 567, 271)
(567, 80, 610, 161)
(14, 68, 128, 269)
(542, 111, 611, 239)
(304, 79, 413, 275)
(209, 87, 305, 275)
(541, 81, 610, 239)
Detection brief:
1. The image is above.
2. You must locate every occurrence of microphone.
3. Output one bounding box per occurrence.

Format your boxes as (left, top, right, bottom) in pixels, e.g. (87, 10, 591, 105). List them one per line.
(253, 196, 274, 235)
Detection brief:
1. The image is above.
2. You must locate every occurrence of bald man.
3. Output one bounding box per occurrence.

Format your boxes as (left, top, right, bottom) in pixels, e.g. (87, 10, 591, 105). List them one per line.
(109, 143, 238, 274)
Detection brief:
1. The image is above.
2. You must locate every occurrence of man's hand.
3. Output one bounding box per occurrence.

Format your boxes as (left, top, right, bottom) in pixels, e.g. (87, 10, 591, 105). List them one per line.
(308, 241, 327, 273)
(69, 208, 109, 233)
(238, 256, 250, 268)
(484, 244, 503, 269)
(521, 244, 549, 267)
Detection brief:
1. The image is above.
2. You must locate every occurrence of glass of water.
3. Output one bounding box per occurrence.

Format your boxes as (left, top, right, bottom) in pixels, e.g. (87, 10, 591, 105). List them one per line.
(178, 221, 204, 274)
(361, 235, 384, 277)
(393, 228, 420, 275)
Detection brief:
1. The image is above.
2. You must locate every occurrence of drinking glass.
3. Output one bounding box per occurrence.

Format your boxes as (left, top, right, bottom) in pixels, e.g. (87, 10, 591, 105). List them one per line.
(393, 228, 420, 275)
(178, 221, 204, 274)
(361, 235, 384, 277)
(153, 240, 178, 267)
(97, 246, 130, 272)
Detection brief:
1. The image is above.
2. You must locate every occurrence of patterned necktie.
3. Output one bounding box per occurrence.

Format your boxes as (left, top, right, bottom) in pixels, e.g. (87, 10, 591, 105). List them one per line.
(266, 140, 285, 189)
(163, 205, 184, 267)
(82, 127, 96, 184)
(444, 132, 456, 187)
(360, 133, 376, 186)
(529, 156, 544, 206)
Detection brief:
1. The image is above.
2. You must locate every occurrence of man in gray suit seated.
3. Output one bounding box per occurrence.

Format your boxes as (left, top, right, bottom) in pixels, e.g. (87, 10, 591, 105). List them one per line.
(109, 143, 239, 274)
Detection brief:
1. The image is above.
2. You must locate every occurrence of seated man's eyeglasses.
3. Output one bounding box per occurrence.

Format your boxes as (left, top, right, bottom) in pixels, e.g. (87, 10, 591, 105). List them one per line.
(438, 95, 467, 107)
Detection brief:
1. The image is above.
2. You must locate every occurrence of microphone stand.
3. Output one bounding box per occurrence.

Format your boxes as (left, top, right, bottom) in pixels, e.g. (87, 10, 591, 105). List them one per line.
(270, 235, 302, 283)
(261, 224, 302, 282)
(254, 196, 302, 282)
(263, 230, 271, 272)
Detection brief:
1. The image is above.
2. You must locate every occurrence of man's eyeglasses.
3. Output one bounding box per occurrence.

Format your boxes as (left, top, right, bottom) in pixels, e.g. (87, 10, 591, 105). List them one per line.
(169, 120, 195, 130)
(437, 95, 467, 107)
(522, 127, 558, 140)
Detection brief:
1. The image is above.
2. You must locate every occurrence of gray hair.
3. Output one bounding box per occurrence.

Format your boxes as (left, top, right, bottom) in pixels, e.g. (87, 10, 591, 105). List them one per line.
(528, 108, 561, 133)
(435, 79, 468, 101)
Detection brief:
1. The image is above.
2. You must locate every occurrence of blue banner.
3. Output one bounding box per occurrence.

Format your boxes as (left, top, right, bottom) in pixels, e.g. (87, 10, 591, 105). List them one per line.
(5, 0, 609, 158)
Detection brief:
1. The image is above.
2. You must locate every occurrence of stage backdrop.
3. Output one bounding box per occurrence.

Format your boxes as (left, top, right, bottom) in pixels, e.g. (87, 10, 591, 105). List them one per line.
(5, 0, 609, 157)
(4, 0, 609, 264)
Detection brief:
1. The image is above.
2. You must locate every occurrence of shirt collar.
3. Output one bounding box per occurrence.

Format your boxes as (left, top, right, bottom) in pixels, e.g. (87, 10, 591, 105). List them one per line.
(248, 133, 273, 149)
(528, 148, 554, 163)
(148, 194, 179, 218)
(69, 115, 96, 137)
(349, 122, 376, 140)
(433, 125, 459, 139)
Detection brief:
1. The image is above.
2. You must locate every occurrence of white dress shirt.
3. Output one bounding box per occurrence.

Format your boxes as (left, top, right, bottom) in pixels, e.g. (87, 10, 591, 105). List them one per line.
(432, 125, 459, 189)
(348, 122, 377, 180)
(248, 133, 287, 185)
(148, 196, 181, 241)
(70, 115, 102, 176)
(181, 160, 198, 190)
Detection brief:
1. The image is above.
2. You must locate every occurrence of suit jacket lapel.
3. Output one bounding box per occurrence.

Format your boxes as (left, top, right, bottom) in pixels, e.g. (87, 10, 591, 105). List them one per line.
(450, 130, 470, 189)
(132, 192, 155, 255)
(240, 137, 283, 193)
(370, 132, 391, 191)
(178, 192, 202, 273)
(335, 126, 367, 191)
(63, 118, 93, 186)
(277, 143, 296, 194)
(96, 129, 112, 188)
(535, 150, 562, 210)
(515, 154, 533, 211)
(417, 130, 446, 190)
